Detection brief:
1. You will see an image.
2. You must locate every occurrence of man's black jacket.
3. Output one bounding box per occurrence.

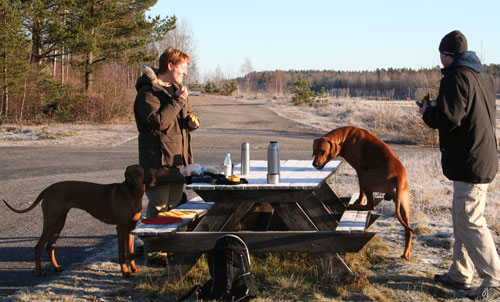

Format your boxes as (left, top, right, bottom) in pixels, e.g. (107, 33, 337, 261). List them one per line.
(423, 51, 498, 183)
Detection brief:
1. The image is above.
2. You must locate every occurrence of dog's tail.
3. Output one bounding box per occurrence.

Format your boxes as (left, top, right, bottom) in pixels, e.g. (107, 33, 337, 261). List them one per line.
(3, 189, 45, 213)
(394, 181, 414, 233)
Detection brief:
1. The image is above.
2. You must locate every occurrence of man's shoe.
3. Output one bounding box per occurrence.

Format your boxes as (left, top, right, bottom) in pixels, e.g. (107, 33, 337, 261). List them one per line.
(434, 273, 471, 290)
(466, 286, 500, 301)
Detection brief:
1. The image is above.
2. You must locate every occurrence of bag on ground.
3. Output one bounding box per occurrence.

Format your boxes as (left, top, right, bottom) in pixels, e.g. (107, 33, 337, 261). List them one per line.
(178, 234, 257, 301)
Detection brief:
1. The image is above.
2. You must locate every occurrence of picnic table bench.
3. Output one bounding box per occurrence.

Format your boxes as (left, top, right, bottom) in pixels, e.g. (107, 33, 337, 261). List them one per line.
(132, 196, 213, 238)
(132, 160, 380, 281)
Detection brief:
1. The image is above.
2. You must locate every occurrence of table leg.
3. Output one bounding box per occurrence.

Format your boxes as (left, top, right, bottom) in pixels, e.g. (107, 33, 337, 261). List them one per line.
(313, 253, 354, 279)
(160, 252, 202, 283)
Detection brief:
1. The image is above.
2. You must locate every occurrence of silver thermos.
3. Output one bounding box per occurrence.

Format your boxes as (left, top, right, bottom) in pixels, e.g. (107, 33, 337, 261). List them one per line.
(241, 142, 250, 176)
(267, 141, 280, 184)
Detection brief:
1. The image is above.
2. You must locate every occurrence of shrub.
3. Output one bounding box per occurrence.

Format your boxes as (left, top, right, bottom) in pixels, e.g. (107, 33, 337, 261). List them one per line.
(290, 73, 327, 106)
(204, 80, 238, 96)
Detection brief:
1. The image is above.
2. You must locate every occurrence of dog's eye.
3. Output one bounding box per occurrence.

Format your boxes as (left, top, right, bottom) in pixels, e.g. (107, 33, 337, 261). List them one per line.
(320, 150, 326, 155)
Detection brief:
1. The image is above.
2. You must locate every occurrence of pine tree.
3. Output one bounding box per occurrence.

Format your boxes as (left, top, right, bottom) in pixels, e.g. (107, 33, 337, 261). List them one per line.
(67, 0, 175, 91)
(23, 0, 70, 64)
(290, 73, 327, 106)
(0, 0, 29, 119)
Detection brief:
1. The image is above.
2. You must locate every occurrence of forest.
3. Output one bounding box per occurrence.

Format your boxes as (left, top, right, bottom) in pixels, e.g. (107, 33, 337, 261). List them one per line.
(0, 0, 175, 123)
(1, 1, 499, 123)
(237, 65, 500, 101)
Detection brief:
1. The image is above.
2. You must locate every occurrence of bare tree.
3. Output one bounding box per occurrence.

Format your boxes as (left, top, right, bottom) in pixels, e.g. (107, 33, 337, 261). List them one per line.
(157, 19, 199, 85)
(240, 57, 254, 92)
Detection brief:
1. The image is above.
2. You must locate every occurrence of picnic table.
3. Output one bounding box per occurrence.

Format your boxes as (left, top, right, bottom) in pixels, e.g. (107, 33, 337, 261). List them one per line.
(133, 160, 379, 281)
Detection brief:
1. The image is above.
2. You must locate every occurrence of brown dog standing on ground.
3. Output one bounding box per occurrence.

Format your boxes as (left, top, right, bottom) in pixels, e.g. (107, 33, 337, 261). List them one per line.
(312, 126, 413, 260)
(3, 165, 148, 277)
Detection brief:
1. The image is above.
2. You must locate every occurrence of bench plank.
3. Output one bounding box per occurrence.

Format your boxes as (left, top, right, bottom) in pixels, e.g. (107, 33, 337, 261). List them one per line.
(336, 210, 358, 234)
(144, 231, 376, 254)
(351, 211, 369, 233)
(336, 193, 370, 234)
(131, 197, 213, 237)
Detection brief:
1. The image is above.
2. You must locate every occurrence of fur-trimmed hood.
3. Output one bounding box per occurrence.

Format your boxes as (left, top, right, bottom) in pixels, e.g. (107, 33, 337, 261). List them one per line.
(135, 64, 175, 94)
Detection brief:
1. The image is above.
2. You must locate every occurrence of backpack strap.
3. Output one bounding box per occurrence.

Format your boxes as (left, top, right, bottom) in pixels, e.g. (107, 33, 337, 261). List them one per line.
(176, 284, 202, 302)
(462, 66, 498, 150)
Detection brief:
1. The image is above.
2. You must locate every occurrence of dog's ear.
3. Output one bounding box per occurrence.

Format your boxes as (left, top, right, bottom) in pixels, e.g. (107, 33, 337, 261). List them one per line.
(329, 141, 341, 159)
(124, 165, 133, 182)
(312, 138, 320, 156)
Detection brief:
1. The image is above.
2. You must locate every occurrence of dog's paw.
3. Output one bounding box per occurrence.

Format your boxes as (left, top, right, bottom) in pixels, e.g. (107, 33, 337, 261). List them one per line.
(53, 266, 63, 273)
(122, 271, 134, 278)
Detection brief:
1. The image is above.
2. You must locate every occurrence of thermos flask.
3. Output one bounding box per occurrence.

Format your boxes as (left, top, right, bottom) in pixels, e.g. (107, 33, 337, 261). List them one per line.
(267, 141, 280, 184)
(241, 142, 250, 176)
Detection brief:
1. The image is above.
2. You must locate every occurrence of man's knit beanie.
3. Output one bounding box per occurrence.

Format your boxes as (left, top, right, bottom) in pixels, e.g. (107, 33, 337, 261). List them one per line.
(439, 30, 467, 55)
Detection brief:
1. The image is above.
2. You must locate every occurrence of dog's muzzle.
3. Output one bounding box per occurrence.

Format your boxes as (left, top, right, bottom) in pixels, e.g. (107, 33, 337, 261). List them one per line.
(312, 160, 325, 170)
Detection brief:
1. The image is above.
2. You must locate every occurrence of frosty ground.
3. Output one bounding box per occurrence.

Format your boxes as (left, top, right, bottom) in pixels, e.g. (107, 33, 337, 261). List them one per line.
(1, 95, 499, 302)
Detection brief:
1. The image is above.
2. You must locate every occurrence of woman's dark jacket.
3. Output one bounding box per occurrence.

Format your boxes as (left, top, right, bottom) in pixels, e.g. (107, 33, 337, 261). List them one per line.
(134, 65, 194, 169)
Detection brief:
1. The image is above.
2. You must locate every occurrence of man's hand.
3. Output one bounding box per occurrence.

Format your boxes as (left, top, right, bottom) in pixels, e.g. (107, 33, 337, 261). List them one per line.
(175, 86, 188, 99)
(418, 100, 429, 115)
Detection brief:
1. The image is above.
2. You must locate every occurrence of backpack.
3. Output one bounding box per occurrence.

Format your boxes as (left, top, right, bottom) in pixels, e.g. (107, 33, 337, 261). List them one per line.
(178, 234, 258, 302)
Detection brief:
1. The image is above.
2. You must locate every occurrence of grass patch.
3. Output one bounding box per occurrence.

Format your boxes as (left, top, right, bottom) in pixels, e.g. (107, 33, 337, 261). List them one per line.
(130, 236, 396, 301)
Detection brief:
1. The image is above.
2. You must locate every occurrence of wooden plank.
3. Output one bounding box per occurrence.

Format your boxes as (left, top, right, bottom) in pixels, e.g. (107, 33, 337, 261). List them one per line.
(350, 211, 369, 233)
(220, 202, 255, 231)
(144, 231, 375, 254)
(132, 198, 214, 237)
(298, 193, 338, 231)
(192, 202, 239, 232)
(335, 210, 358, 234)
(336, 192, 371, 234)
(313, 182, 344, 213)
(194, 189, 315, 204)
(271, 202, 317, 231)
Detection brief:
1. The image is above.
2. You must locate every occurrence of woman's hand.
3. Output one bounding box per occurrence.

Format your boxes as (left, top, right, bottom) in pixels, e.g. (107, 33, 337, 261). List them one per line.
(188, 114, 199, 129)
(175, 86, 188, 99)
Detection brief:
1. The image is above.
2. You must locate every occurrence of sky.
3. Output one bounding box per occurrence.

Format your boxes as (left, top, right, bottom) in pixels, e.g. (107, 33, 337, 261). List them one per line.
(148, 0, 500, 78)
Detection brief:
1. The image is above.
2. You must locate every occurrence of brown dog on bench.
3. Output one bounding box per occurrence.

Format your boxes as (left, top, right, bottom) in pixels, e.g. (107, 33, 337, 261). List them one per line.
(312, 126, 413, 260)
(3, 165, 149, 277)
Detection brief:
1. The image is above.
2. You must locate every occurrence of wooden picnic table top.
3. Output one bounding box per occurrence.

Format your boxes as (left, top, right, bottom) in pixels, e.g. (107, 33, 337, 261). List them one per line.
(187, 159, 342, 191)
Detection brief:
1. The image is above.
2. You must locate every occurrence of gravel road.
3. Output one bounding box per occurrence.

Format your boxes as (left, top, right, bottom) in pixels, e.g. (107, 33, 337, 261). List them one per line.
(0, 95, 325, 297)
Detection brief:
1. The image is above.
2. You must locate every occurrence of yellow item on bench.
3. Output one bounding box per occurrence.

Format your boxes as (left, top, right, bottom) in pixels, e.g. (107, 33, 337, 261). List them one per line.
(158, 210, 198, 219)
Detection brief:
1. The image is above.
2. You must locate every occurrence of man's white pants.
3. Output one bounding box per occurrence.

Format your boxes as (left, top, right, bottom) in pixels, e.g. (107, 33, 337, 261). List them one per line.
(448, 181, 500, 287)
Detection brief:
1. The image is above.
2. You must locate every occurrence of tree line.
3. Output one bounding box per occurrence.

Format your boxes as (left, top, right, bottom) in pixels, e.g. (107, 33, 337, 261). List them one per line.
(238, 65, 500, 101)
(2, 1, 499, 123)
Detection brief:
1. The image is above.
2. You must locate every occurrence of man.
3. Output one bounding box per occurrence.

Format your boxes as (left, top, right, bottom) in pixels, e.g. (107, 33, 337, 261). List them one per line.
(419, 30, 500, 300)
(134, 47, 200, 219)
